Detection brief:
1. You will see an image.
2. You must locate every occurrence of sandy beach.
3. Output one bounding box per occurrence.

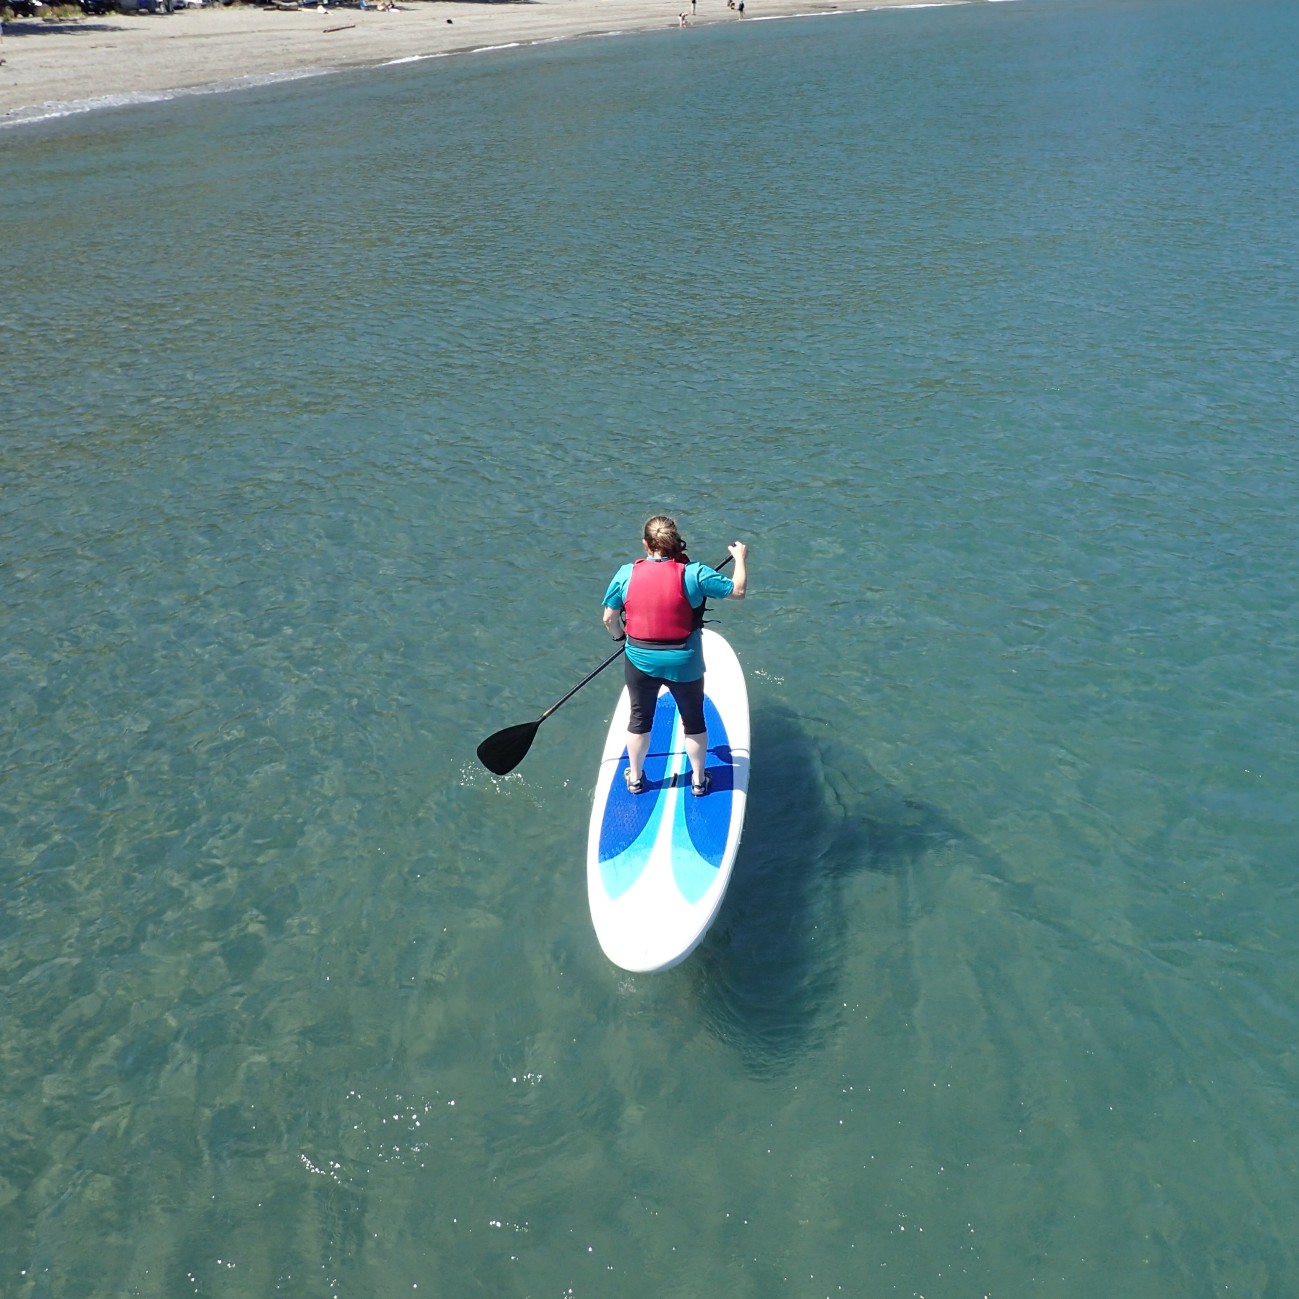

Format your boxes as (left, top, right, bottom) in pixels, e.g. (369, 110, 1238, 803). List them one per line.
(1, 0, 959, 124)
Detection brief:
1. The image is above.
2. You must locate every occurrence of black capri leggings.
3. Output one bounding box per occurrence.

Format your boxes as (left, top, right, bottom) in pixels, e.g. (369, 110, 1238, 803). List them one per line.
(625, 658, 706, 735)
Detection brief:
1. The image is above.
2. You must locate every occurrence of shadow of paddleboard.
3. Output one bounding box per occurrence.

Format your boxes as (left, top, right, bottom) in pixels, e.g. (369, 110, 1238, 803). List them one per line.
(688, 704, 996, 1076)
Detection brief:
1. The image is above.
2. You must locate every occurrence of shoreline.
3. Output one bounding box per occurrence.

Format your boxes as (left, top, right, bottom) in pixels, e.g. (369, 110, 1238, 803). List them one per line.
(0, 0, 974, 127)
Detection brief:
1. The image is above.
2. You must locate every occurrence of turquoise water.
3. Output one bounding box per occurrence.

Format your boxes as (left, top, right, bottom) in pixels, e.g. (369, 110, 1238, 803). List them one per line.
(4, 0, 1299, 1294)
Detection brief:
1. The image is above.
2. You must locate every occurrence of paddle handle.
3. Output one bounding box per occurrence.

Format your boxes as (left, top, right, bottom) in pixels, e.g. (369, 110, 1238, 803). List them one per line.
(538, 552, 735, 722)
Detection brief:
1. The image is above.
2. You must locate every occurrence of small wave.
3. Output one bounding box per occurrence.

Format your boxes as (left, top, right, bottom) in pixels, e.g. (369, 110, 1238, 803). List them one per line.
(0, 66, 333, 130)
(2, 88, 176, 128)
(200, 67, 332, 91)
(747, 2, 963, 24)
(383, 51, 450, 66)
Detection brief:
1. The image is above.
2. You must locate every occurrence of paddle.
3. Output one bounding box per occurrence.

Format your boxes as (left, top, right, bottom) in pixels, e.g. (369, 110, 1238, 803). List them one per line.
(476, 553, 733, 776)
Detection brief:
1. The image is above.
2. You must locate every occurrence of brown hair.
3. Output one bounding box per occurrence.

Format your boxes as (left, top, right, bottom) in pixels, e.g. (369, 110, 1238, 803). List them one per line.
(643, 514, 687, 560)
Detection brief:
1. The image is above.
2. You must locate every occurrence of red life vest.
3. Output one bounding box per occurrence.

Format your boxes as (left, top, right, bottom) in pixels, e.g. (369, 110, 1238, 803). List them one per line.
(624, 558, 697, 644)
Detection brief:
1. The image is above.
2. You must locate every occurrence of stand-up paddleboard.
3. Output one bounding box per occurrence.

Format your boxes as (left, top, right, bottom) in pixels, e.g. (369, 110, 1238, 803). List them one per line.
(586, 628, 749, 972)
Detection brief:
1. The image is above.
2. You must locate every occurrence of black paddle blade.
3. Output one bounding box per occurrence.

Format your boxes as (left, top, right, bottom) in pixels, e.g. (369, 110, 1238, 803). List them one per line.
(476, 720, 541, 775)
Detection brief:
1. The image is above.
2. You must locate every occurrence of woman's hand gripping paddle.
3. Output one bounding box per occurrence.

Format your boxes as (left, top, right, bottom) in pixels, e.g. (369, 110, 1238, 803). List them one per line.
(476, 553, 733, 776)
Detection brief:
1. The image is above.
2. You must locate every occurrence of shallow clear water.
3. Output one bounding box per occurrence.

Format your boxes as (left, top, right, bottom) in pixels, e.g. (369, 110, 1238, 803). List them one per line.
(3, 0, 1299, 1294)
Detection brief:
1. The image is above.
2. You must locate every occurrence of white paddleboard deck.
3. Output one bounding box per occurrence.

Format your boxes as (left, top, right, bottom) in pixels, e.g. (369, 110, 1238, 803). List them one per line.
(586, 628, 750, 972)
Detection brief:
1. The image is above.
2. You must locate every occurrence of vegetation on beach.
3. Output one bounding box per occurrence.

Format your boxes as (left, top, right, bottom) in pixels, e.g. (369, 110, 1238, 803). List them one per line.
(2, 1, 109, 16)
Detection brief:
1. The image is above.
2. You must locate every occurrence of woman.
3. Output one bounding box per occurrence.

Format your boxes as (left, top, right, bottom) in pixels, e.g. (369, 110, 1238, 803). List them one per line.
(602, 516, 748, 796)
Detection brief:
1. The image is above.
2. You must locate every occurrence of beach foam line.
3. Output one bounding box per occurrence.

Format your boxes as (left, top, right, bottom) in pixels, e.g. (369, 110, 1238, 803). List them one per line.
(2, 89, 177, 128)
(383, 51, 450, 66)
(1, 65, 333, 129)
(745, 1, 963, 22)
(377, 25, 622, 71)
(746, 10, 855, 20)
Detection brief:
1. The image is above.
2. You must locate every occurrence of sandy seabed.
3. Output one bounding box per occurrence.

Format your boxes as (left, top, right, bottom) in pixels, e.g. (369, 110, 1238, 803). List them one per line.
(0, 0, 973, 125)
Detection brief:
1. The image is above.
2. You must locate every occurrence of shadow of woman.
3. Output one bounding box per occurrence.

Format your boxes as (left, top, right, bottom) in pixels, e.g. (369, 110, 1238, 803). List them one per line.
(687, 704, 979, 1076)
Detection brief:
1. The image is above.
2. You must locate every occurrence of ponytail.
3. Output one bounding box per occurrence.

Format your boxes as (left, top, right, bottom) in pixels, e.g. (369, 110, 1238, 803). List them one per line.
(642, 515, 688, 561)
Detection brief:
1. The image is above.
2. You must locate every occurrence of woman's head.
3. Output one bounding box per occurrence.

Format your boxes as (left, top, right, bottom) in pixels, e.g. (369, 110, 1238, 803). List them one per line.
(643, 514, 687, 560)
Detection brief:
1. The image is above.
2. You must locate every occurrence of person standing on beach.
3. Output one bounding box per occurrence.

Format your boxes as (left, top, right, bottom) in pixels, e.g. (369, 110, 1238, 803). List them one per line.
(602, 517, 748, 797)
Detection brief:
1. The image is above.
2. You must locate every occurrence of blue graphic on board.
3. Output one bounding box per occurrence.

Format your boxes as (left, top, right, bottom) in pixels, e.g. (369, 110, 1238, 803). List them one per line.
(597, 692, 734, 904)
(673, 696, 731, 903)
(598, 697, 677, 859)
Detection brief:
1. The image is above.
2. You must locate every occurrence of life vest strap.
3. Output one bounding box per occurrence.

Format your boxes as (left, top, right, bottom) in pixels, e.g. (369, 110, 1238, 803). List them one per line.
(626, 633, 694, 652)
